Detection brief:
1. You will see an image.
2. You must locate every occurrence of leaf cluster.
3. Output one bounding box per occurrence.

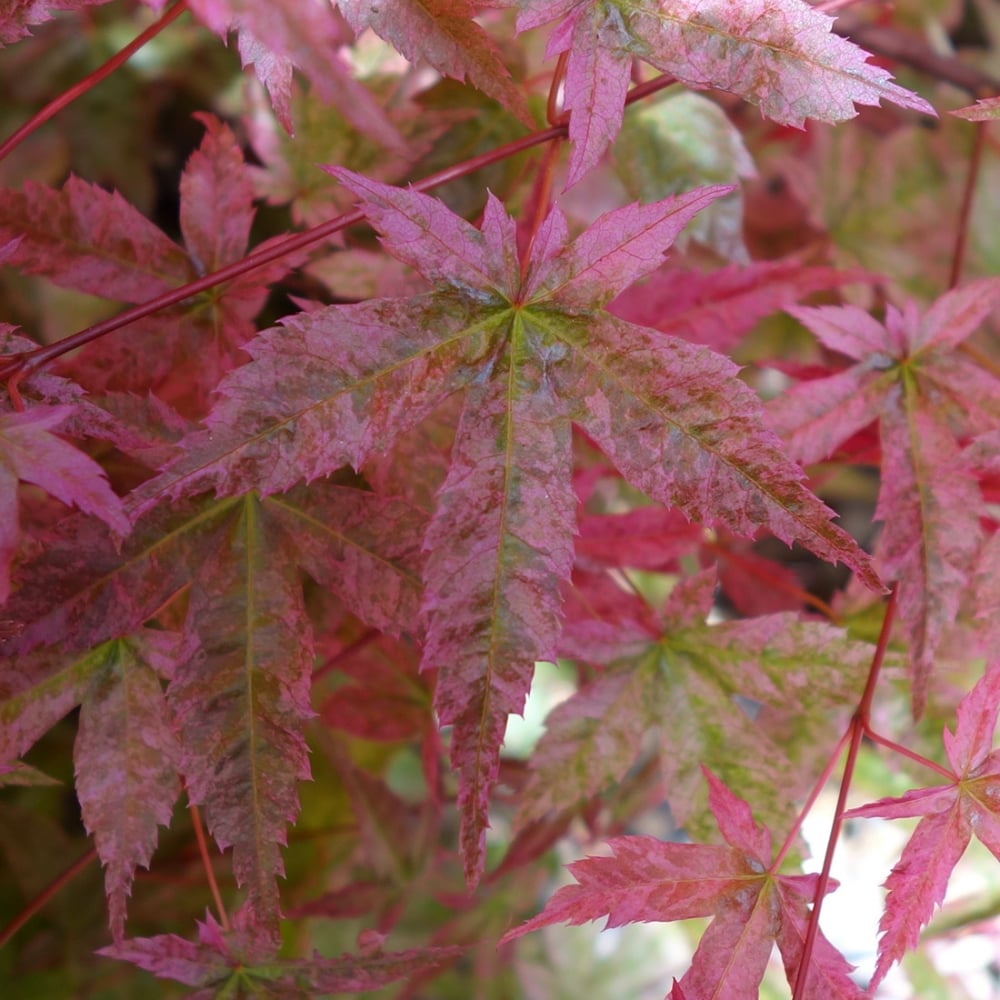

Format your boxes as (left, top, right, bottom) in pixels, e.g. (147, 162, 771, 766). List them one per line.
(1, 1, 1000, 998)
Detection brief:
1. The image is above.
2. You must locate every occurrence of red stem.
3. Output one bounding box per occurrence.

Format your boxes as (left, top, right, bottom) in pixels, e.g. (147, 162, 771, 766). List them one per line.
(864, 729, 956, 781)
(791, 583, 898, 1000)
(772, 724, 851, 870)
(0, 73, 679, 388)
(188, 797, 229, 931)
(0, 1, 190, 164)
(520, 140, 562, 283)
(0, 847, 97, 948)
(546, 52, 569, 127)
(949, 121, 986, 290)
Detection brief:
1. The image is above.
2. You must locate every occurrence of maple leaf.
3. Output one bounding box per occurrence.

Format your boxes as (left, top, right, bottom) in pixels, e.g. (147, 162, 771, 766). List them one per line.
(612, 90, 755, 261)
(509, 0, 935, 186)
(0, 115, 290, 411)
(518, 569, 871, 838)
(133, 175, 876, 885)
(1, 483, 425, 942)
(609, 259, 871, 353)
(0, 176, 194, 301)
(0, 404, 128, 603)
(101, 911, 462, 996)
(75, 632, 182, 942)
(502, 768, 862, 999)
(767, 279, 1000, 711)
(844, 663, 1000, 989)
(337, 0, 530, 124)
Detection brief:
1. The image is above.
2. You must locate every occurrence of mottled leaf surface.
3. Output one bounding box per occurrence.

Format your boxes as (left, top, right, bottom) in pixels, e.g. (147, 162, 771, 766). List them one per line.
(503, 770, 863, 999)
(519, 573, 870, 837)
(845, 664, 1000, 988)
(169, 495, 314, 948)
(768, 280, 1000, 710)
(138, 176, 874, 885)
(0, 176, 193, 301)
(75, 634, 181, 942)
(511, 0, 934, 185)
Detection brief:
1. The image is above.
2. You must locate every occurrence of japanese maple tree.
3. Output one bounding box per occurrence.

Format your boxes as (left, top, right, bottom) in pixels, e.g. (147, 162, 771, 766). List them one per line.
(1, 1, 1000, 998)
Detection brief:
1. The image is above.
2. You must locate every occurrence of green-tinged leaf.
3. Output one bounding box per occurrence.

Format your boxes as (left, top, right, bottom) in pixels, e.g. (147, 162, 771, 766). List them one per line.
(519, 591, 872, 837)
(169, 494, 314, 948)
(422, 329, 576, 885)
(134, 178, 876, 888)
(128, 295, 501, 510)
(613, 91, 755, 261)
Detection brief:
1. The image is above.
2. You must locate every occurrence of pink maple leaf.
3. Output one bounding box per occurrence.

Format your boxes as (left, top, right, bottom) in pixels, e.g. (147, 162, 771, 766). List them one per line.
(844, 663, 1000, 989)
(503, 768, 863, 1000)
(186, 0, 403, 147)
(508, 0, 935, 186)
(768, 279, 1000, 712)
(0, 0, 110, 46)
(338, 0, 530, 123)
(100, 910, 462, 992)
(132, 174, 876, 887)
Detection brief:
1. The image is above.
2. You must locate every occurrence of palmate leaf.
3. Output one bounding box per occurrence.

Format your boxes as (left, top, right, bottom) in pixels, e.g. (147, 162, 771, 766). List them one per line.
(0, 484, 425, 943)
(101, 911, 462, 997)
(844, 664, 1000, 989)
(509, 0, 935, 185)
(136, 174, 876, 885)
(767, 279, 1000, 711)
(503, 770, 863, 1000)
(0, 116, 288, 410)
(517, 570, 872, 838)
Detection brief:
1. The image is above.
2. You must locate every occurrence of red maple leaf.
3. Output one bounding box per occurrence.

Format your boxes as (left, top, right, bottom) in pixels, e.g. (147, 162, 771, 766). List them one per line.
(844, 662, 1000, 989)
(502, 768, 863, 999)
(767, 280, 1000, 712)
(506, 0, 934, 185)
(132, 173, 877, 886)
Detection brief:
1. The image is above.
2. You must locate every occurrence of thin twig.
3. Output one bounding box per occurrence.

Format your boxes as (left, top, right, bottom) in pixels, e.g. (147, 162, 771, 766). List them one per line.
(188, 798, 229, 931)
(0, 1, 189, 163)
(0, 847, 97, 948)
(0, 73, 680, 387)
(949, 122, 987, 289)
(792, 584, 898, 999)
